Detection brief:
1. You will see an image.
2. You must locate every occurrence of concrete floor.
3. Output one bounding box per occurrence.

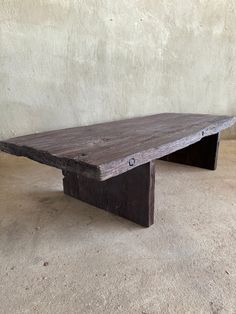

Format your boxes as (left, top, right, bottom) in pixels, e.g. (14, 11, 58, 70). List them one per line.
(0, 140, 235, 314)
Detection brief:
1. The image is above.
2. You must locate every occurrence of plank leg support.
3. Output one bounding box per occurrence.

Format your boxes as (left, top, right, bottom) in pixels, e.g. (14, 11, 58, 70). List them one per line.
(161, 133, 220, 170)
(63, 161, 155, 227)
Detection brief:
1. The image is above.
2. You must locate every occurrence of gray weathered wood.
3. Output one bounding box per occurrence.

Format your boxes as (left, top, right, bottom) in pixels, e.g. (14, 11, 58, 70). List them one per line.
(0, 113, 235, 180)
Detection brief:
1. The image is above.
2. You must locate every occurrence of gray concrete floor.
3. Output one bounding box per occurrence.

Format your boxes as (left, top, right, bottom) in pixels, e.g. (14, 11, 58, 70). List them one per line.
(0, 140, 235, 314)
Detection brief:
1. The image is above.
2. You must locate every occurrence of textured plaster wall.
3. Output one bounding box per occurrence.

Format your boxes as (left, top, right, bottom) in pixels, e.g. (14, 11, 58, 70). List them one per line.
(0, 0, 236, 140)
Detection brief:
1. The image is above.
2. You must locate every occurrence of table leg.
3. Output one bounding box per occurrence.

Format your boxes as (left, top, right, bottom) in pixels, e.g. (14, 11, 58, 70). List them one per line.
(63, 161, 155, 227)
(161, 133, 220, 170)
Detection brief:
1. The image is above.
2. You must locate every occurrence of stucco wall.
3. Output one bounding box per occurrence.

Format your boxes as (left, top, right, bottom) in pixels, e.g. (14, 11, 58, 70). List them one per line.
(0, 0, 235, 140)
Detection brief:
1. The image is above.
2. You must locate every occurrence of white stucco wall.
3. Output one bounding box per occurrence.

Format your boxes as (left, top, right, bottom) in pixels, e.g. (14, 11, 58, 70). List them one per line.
(0, 0, 235, 139)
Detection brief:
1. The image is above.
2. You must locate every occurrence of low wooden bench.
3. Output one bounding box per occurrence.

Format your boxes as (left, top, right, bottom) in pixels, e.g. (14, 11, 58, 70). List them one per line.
(0, 113, 235, 227)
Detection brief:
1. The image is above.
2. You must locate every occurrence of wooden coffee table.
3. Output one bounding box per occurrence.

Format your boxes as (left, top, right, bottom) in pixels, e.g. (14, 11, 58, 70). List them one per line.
(0, 113, 235, 227)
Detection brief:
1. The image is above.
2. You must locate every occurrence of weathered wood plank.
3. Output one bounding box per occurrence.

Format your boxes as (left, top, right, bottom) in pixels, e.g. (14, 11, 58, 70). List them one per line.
(63, 161, 155, 227)
(161, 133, 220, 170)
(0, 113, 235, 180)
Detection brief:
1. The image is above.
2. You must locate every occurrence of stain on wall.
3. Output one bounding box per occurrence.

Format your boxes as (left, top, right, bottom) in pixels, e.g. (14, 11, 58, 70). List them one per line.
(0, 0, 235, 139)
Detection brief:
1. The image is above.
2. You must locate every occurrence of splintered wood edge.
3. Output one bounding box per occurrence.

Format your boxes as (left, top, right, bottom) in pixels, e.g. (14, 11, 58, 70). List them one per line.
(0, 116, 235, 181)
(98, 117, 236, 180)
(0, 142, 99, 179)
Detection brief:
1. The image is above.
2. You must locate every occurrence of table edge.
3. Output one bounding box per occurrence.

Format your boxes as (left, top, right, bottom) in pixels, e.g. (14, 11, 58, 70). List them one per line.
(0, 116, 235, 181)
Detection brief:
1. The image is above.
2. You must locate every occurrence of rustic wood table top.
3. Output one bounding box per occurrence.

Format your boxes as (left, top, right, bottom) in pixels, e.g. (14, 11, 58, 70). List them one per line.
(0, 113, 235, 181)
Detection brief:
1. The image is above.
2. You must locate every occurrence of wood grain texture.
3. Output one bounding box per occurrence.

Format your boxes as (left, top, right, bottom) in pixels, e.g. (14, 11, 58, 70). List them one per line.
(161, 133, 220, 170)
(0, 113, 235, 180)
(63, 161, 155, 227)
